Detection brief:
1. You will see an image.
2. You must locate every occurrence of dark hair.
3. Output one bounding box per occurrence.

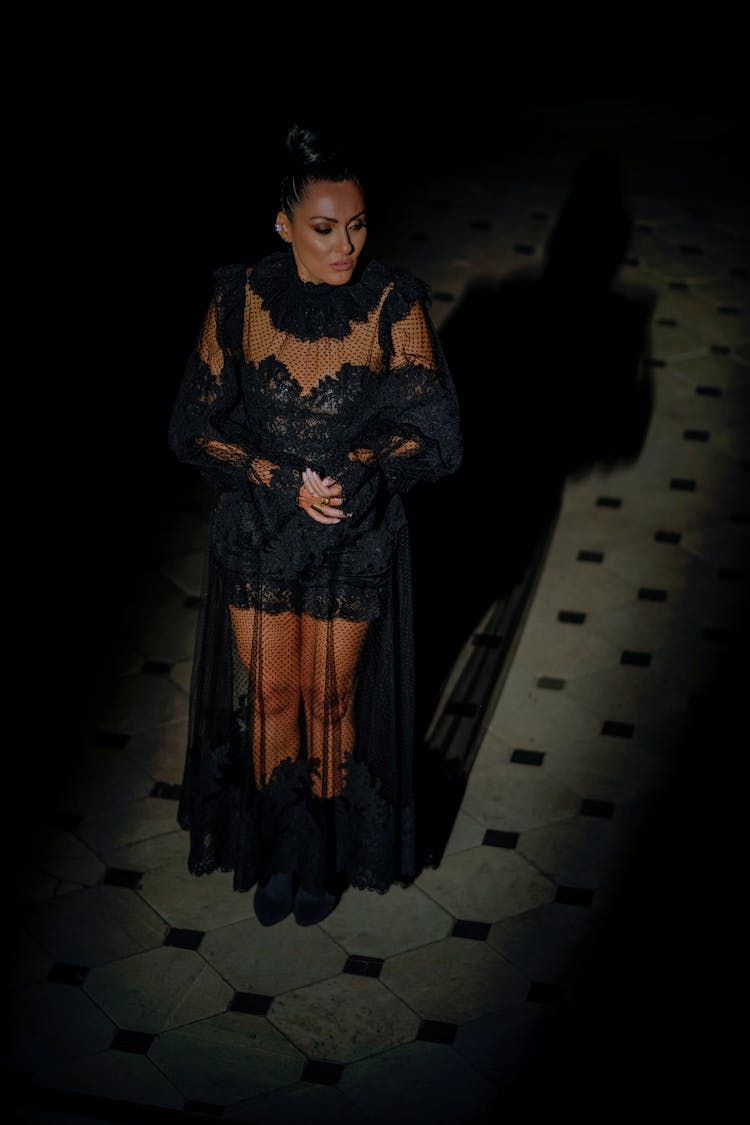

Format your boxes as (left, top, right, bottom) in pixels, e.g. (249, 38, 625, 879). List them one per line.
(279, 123, 363, 216)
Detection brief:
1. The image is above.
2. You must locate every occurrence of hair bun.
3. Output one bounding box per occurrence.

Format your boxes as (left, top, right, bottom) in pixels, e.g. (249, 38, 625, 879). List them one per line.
(284, 123, 327, 171)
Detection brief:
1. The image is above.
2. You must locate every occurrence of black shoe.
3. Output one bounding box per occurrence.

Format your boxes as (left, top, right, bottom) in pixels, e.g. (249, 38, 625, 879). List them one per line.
(253, 871, 295, 926)
(293, 884, 341, 927)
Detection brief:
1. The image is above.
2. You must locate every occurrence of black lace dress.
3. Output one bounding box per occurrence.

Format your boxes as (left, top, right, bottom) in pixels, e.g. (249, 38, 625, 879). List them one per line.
(168, 249, 462, 895)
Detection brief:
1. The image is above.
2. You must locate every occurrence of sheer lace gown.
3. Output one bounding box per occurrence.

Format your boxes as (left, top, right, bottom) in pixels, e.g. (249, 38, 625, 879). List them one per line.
(168, 250, 462, 895)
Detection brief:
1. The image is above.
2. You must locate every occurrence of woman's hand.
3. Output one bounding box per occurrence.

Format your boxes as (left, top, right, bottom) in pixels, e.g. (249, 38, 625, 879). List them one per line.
(299, 468, 351, 523)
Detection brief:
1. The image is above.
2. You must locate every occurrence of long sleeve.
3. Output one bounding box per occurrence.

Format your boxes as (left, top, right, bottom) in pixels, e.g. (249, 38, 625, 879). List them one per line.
(168, 278, 277, 493)
(335, 278, 462, 502)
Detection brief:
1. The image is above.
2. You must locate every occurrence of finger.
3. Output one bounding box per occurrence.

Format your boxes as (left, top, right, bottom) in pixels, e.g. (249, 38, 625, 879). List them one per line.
(303, 468, 320, 497)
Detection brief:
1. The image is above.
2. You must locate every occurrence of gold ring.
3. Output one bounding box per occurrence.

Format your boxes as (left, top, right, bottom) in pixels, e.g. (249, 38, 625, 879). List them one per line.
(311, 503, 324, 514)
(320, 497, 331, 506)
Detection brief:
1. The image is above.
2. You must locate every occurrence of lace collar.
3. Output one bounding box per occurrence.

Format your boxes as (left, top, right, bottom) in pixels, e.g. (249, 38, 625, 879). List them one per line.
(248, 250, 392, 341)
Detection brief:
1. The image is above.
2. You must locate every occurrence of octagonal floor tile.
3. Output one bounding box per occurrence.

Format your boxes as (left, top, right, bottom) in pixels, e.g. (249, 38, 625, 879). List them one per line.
(319, 882, 453, 959)
(22, 885, 168, 967)
(339, 1040, 497, 1125)
(38, 1050, 183, 1110)
(462, 761, 580, 832)
(149, 1011, 304, 1105)
(225, 1083, 371, 1124)
(201, 915, 345, 995)
(380, 935, 527, 1023)
(416, 845, 556, 923)
(268, 974, 419, 1064)
(6, 980, 115, 1075)
(139, 862, 254, 931)
(488, 901, 597, 981)
(84, 946, 232, 1032)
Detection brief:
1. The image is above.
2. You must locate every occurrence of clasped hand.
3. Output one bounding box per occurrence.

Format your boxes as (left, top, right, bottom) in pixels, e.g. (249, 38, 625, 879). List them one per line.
(299, 467, 351, 524)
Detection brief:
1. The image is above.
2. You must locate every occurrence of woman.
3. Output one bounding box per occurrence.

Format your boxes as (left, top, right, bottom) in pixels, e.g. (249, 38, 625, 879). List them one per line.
(168, 123, 462, 927)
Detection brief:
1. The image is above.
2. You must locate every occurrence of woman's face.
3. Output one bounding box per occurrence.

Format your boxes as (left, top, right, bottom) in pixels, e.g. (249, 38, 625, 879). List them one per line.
(277, 179, 367, 286)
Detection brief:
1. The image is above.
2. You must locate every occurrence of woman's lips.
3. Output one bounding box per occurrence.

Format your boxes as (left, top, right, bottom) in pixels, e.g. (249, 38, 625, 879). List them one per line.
(330, 261, 354, 271)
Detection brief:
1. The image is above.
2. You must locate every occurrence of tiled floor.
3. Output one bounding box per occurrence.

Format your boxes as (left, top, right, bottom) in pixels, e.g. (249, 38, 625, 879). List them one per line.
(6, 84, 748, 1123)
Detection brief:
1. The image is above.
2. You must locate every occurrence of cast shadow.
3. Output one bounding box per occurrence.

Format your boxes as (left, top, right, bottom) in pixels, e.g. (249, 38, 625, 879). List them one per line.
(410, 150, 657, 871)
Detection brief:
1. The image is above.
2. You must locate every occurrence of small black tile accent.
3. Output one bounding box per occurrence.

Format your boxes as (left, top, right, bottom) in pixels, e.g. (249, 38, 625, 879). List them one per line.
(483, 829, 519, 849)
(557, 610, 586, 624)
(638, 587, 668, 602)
(470, 219, 492, 230)
(184, 1102, 223, 1117)
(656, 317, 677, 326)
(730, 512, 750, 525)
(601, 720, 634, 738)
(453, 919, 491, 941)
(695, 385, 721, 397)
(417, 1019, 459, 1044)
(596, 496, 621, 508)
(444, 700, 479, 717)
(432, 291, 455, 302)
(102, 868, 143, 889)
(47, 962, 89, 986)
(111, 1029, 156, 1054)
(142, 660, 172, 675)
(670, 477, 696, 491)
(717, 567, 744, 581)
(684, 429, 709, 442)
(717, 305, 739, 315)
(668, 280, 689, 290)
(410, 232, 430, 242)
(527, 981, 565, 1004)
(577, 550, 604, 563)
(229, 991, 273, 1015)
(729, 266, 748, 278)
(302, 1060, 344, 1086)
(513, 243, 535, 254)
(537, 676, 565, 690)
(581, 798, 615, 818)
(184, 595, 201, 608)
(555, 885, 594, 907)
(710, 344, 730, 355)
(472, 633, 503, 649)
(702, 627, 734, 643)
(48, 810, 83, 831)
(511, 748, 545, 766)
(93, 729, 130, 749)
(344, 955, 384, 978)
(164, 927, 205, 951)
(151, 781, 182, 800)
(644, 357, 666, 367)
(678, 244, 702, 255)
(654, 530, 681, 544)
(620, 650, 652, 667)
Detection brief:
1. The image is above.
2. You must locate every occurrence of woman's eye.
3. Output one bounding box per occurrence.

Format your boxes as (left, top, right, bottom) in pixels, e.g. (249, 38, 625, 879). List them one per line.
(314, 227, 332, 235)
(349, 222, 366, 231)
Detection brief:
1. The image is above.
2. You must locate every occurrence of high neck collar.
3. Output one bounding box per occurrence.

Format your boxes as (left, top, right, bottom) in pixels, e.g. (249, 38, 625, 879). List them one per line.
(250, 250, 392, 342)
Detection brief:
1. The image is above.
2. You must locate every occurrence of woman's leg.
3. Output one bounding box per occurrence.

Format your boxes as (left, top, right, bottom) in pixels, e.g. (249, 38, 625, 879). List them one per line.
(300, 615, 369, 799)
(229, 606, 301, 787)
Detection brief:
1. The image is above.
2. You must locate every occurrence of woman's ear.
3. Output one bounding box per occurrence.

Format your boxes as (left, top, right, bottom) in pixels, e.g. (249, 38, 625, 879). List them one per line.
(275, 211, 289, 241)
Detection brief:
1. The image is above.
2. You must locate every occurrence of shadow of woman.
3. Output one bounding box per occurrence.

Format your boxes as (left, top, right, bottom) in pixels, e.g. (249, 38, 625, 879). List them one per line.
(409, 149, 657, 871)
